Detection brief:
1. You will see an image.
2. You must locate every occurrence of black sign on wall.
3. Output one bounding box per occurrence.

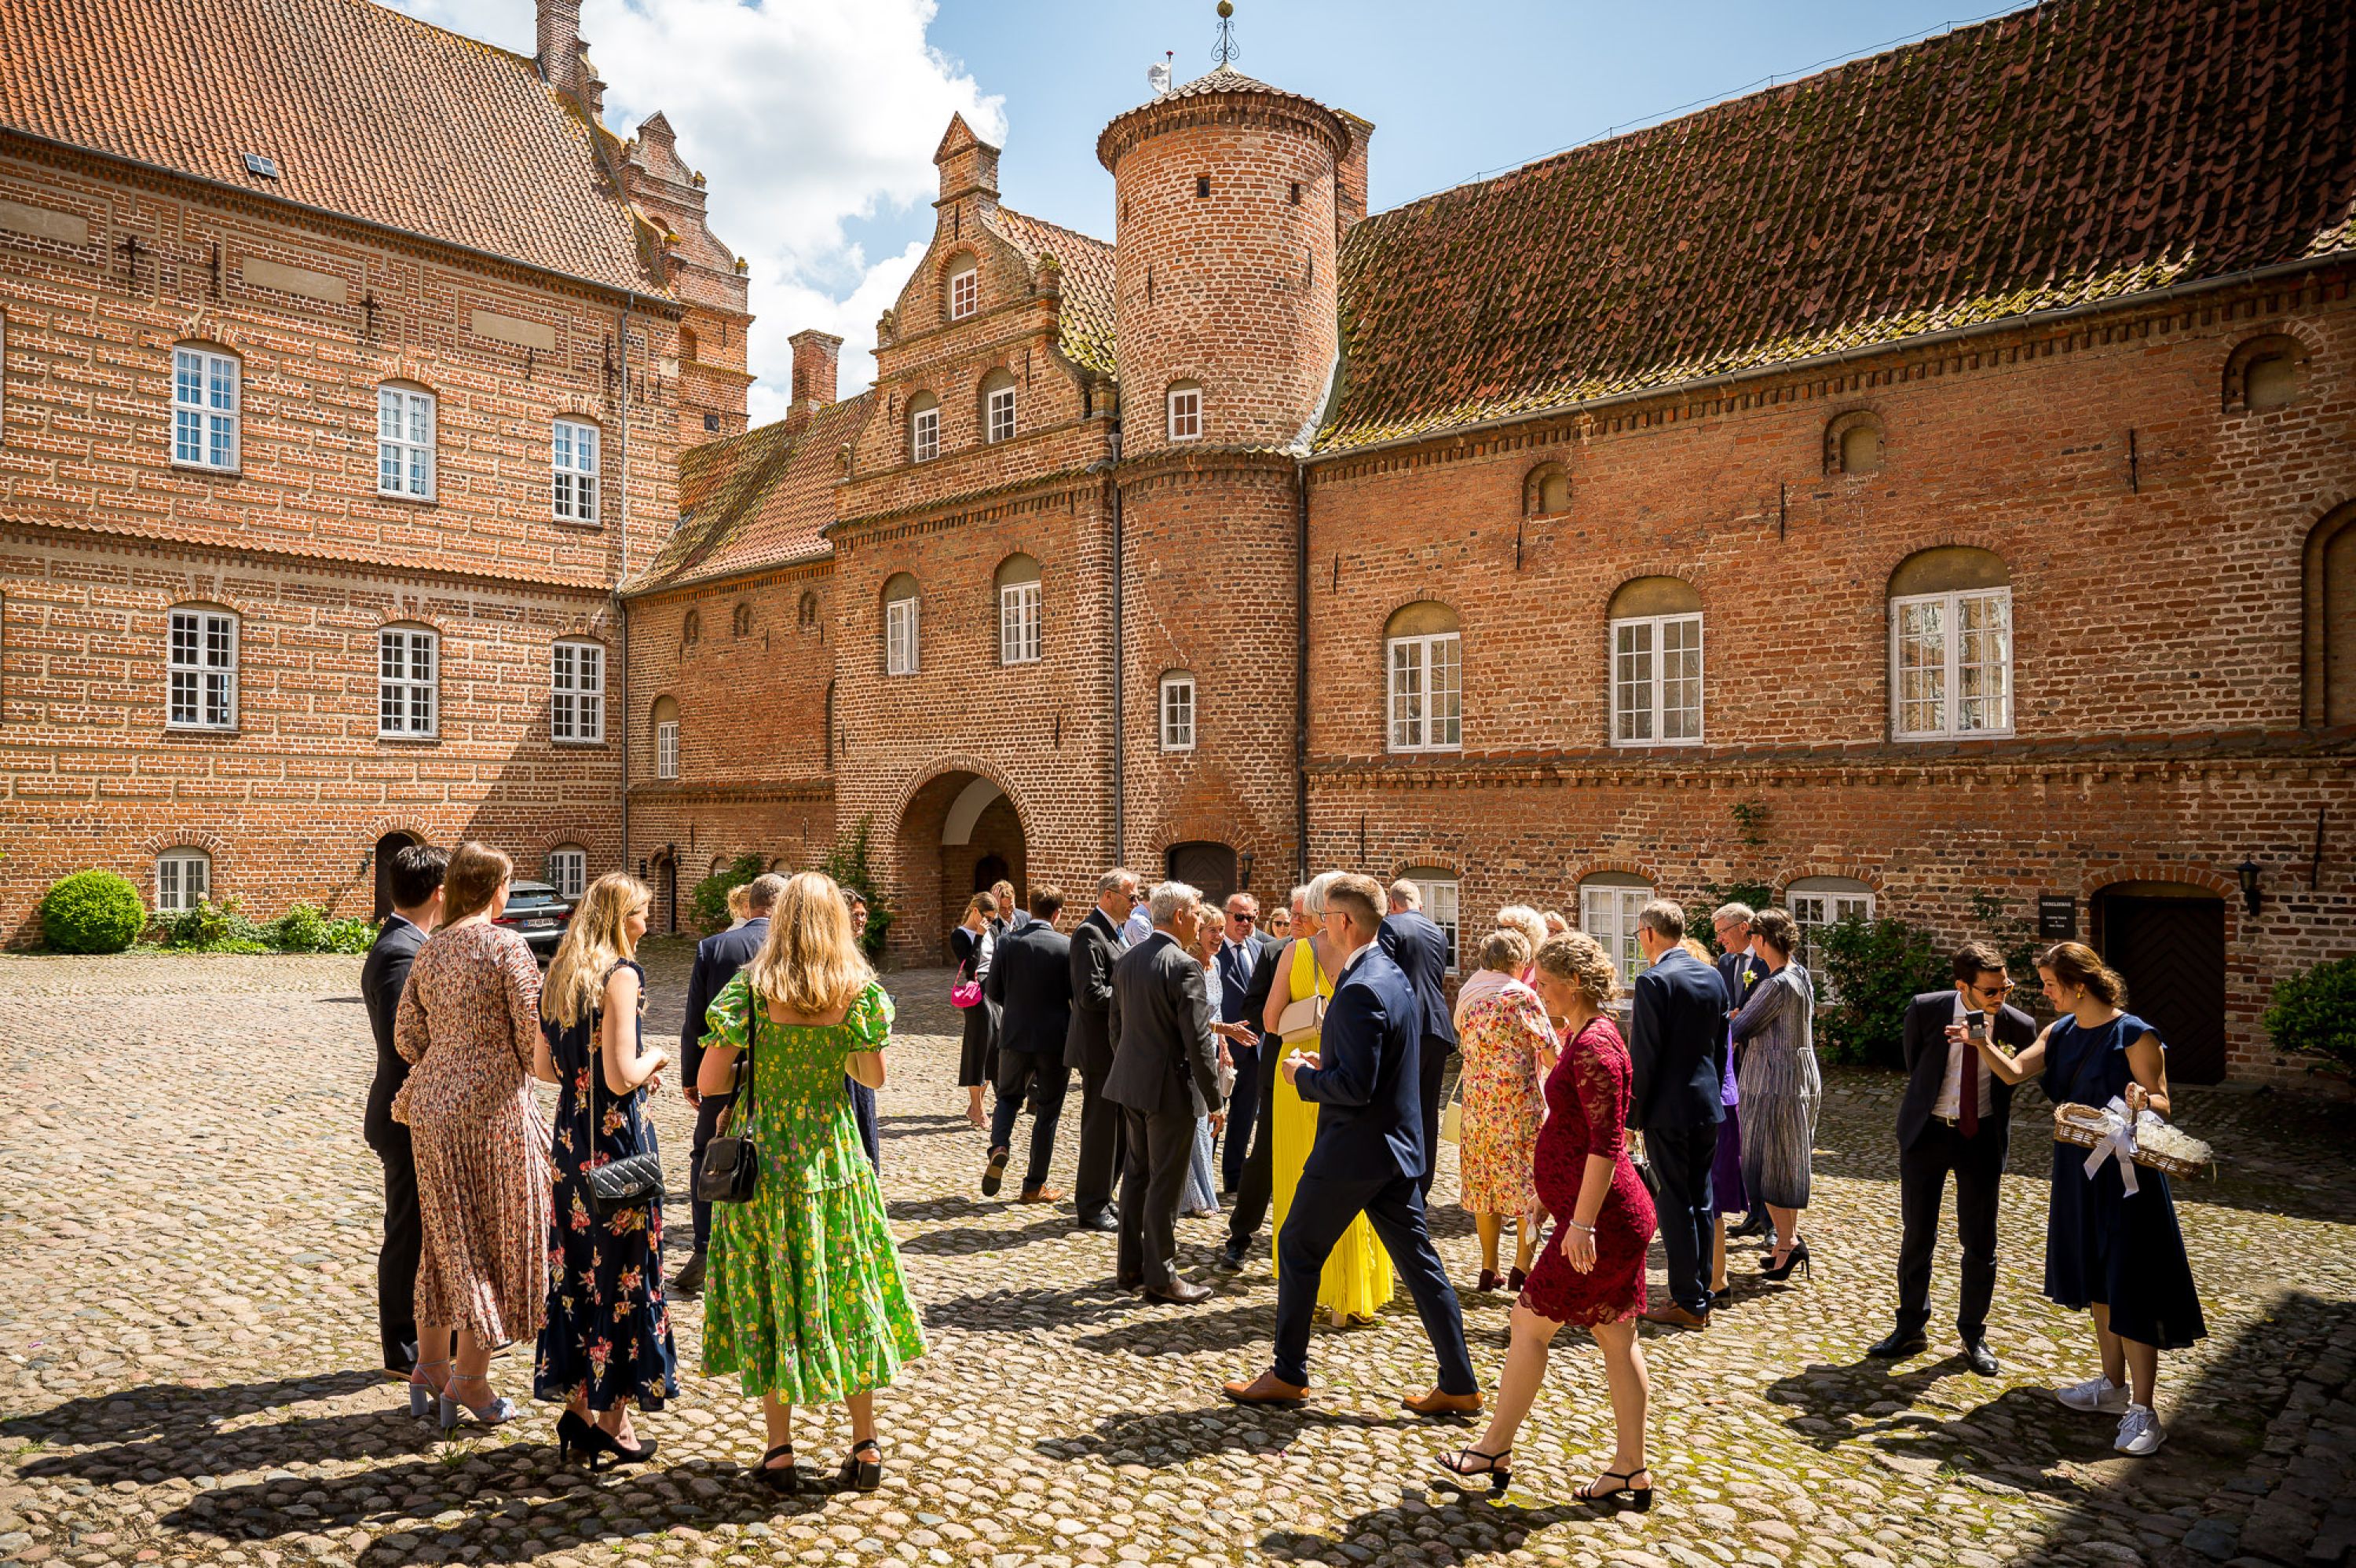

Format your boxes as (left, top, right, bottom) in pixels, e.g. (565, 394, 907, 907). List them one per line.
(2038, 895, 2078, 940)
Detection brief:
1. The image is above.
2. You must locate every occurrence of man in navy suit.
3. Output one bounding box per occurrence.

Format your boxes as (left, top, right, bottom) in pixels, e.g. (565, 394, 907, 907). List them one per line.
(985, 886, 1074, 1204)
(1628, 899, 1731, 1328)
(1224, 874, 1480, 1413)
(361, 842, 448, 1376)
(1379, 879, 1459, 1200)
(1214, 891, 1275, 1192)
(672, 872, 786, 1299)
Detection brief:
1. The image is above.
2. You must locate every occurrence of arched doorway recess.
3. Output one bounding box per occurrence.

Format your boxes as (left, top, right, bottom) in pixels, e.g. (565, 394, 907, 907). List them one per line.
(2092, 881, 2227, 1085)
(371, 832, 419, 920)
(895, 769, 1027, 963)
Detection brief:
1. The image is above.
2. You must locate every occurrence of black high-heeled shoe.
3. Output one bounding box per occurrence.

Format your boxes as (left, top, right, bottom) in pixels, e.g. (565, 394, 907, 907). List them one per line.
(836, 1438, 883, 1493)
(570, 1420, 657, 1471)
(753, 1442, 802, 1493)
(1431, 1444, 1512, 1497)
(1579, 1466, 1653, 1511)
(1760, 1237, 1811, 1282)
(555, 1409, 594, 1465)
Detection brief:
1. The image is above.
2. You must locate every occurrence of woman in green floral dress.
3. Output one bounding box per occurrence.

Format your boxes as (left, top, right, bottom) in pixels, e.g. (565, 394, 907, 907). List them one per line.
(694, 872, 925, 1493)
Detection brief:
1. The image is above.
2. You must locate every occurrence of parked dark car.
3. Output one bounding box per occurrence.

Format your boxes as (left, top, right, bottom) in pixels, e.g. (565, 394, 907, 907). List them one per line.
(496, 879, 573, 962)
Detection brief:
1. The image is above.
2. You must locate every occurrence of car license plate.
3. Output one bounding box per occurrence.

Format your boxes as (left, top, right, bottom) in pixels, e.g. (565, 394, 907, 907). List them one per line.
(523, 919, 558, 931)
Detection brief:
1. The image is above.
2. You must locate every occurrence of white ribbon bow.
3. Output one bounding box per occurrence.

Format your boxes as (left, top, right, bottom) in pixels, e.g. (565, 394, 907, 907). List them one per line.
(2081, 1095, 2141, 1197)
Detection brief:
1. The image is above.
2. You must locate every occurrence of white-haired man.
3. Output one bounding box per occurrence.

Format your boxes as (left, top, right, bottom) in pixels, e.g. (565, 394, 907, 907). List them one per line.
(1106, 882, 1224, 1303)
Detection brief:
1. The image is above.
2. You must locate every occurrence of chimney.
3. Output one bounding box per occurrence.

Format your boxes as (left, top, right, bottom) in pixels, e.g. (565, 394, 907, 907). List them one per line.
(933, 114, 1001, 208)
(1334, 110, 1375, 240)
(789, 330, 843, 416)
(537, 0, 582, 98)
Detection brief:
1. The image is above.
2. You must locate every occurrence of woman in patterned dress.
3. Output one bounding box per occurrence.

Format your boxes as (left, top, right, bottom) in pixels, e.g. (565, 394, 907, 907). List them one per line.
(1452, 928, 1553, 1292)
(1729, 908, 1823, 1284)
(391, 842, 551, 1430)
(696, 872, 926, 1493)
(534, 872, 678, 1467)
(1436, 932, 1658, 1508)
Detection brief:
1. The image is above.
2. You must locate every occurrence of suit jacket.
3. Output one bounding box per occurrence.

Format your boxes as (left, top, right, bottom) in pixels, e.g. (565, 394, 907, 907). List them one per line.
(1628, 946, 1730, 1131)
(1064, 907, 1122, 1076)
(1104, 932, 1223, 1118)
(987, 912, 1072, 1056)
(1293, 945, 1425, 1182)
(1235, 933, 1286, 1047)
(1715, 949, 1767, 1011)
(680, 917, 768, 1088)
(361, 916, 427, 1151)
(1378, 909, 1458, 1048)
(1898, 990, 2035, 1151)
(1215, 934, 1275, 1029)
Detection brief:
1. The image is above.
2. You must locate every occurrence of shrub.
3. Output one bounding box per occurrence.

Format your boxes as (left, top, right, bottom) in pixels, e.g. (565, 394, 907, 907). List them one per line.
(155, 897, 269, 953)
(323, 917, 379, 954)
(2265, 956, 2356, 1080)
(269, 903, 331, 952)
(688, 852, 768, 937)
(1811, 913, 1948, 1069)
(818, 818, 892, 959)
(38, 870, 147, 953)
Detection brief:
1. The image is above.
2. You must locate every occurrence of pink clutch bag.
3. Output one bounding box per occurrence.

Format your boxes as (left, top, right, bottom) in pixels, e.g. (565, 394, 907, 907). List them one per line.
(951, 979, 983, 1009)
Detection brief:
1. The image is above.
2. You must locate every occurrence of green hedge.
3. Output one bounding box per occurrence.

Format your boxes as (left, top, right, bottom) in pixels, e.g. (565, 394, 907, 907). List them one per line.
(2265, 956, 2356, 1079)
(39, 871, 148, 953)
(154, 897, 377, 954)
(1810, 913, 1949, 1069)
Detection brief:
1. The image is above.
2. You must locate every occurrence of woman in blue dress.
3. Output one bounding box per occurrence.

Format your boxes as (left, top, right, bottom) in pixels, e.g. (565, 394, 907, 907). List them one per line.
(1967, 941, 2204, 1457)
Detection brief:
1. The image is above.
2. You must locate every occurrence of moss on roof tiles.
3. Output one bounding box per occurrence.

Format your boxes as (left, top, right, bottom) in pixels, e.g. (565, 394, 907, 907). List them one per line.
(632, 394, 873, 593)
(991, 207, 1118, 378)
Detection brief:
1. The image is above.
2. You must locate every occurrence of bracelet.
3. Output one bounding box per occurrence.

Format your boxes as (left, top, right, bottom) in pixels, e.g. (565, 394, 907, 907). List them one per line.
(1567, 1219, 1595, 1234)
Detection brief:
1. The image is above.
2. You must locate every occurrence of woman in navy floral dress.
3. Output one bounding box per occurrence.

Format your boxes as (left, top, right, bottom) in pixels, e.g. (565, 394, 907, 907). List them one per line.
(535, 873, 679, 1465)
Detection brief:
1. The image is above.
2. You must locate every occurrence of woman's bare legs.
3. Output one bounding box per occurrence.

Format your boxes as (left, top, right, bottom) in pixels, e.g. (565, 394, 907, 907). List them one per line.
(1589, 1318, 1651, 1487)
(1512, 1213, 1538, 1277)
(1769, 1202, 1802, 1263)
(760, 1391, 794, 1467)
(1475, 1213, 1502, 1277)
(1465, 1303, 1564, 1459)
(1710, 1214, 1729, 1294)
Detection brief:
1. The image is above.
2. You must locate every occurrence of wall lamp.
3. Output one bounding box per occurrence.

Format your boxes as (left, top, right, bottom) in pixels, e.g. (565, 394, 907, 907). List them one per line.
(1238, 850, 1257, 890)
(2237, 858, 2263, 917)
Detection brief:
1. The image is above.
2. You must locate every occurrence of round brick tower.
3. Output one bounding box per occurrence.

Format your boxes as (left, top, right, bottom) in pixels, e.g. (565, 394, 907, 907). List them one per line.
(1095, 69, 1352, 903)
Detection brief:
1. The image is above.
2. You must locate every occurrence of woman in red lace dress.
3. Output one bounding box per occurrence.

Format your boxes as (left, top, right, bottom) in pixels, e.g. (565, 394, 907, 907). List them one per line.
(1435, 931, 1658, 1509)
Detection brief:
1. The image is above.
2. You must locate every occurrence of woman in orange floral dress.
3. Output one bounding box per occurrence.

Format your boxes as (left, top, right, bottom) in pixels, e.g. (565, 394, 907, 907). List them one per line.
(1453, 928, 1555, 1292)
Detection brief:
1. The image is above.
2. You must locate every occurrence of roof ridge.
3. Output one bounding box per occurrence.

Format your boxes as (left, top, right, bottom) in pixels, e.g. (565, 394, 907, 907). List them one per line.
(327, 0, 540, 68)
(993, 204, 1113, 255)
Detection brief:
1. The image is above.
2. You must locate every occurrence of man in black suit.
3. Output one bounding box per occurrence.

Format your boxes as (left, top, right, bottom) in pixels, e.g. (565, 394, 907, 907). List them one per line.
(1870, 941, 2036, 1374)
(1627, 899, 1729, 1329)
(1224, 873, 1479, 1413)
(360, 842, 448, 1376)
(1218, 884, 1305, 1272)
(1710, 902, 1772, 1241)
(1215, 892, 1275, 1192)
(1380, 879, 1458, 1200)
(1107, 882, 1224, 1303)
(672, 872, 786, 1298)
(984, 886, 1074, 1204)
(1066, 868, 1140, 1232)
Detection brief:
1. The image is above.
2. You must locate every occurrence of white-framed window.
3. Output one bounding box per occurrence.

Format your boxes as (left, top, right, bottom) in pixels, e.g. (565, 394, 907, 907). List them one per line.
(377, 627, 437, 737)
(172, 346, 240, 470)
(547, 846, 587, 901)
(949, 265, 978, 321)
(1161, 673, 1196, 751)
(1167, 382, 1202, 441)
(1612, 612, 1703, 745)
(1579, 879, 1653, 990)
(986, 382, 1016, 444)
(167, 607, 238, 729)
(550, 640, 604, 743)
(884, 577, 920, 676)
(377, 386, 435, 499)
(156, 849, 212, 912)
(1788, 877, 1875, 1000)
(1000, 581, 1041, 664)
(656, 719, 678, 778)
(910, 399, 940, 463)
(1407, 875, 1462, 972)
(552, 419, 599, 523)
(1892, 588, 2012, 739)
(1388, 632, 1462, 752)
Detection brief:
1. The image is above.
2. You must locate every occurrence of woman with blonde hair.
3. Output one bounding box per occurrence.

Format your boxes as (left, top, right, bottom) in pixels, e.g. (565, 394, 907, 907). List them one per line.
(697, 872, 926, 1492)
(392, 842, 550, 1430)
(534, 872, 676, 1466)
(1436, 932, 1656, 1507)
(1452, 928, 1553, 1292)
(1495, 906, 1549, 983)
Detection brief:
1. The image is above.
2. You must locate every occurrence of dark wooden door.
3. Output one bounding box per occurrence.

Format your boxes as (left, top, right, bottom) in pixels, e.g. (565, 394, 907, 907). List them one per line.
(1165, 842, 1237, 908)
(371, 832, 415, 920)
(2099, 894, 2227, 1084)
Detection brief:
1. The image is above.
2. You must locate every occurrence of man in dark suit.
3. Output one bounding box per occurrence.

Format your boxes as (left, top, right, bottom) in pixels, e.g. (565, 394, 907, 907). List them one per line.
(1224, 874, 1480, 1414)
(1066, 868, 1140, 1232)
(984, 886, 1074, 1204)
(360, 842, 448, 1376)
(1627, 899, 1729, 1329)
(672, 872, 785, 1298)
(1107, 882, 1225, 1303)
(1215, 892, 1276, 1192)
(1710, 902, 1772, 1241)
(1870, 941, 2036, 1374)
(1218, 884, 1305, 1272)
(1379, 879, 1458, 1201)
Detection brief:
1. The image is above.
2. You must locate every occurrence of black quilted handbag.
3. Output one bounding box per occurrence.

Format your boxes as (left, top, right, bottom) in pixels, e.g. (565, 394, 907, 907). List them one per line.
(584, 1003, 666, 1216)
(693, 993, 759, 1206)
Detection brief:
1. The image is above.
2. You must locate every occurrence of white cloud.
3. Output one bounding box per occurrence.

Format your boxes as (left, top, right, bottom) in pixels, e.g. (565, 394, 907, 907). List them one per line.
(381, 0, 1002, 412)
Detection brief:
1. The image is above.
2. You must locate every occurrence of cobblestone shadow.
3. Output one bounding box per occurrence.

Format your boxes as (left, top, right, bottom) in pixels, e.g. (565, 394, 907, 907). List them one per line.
(1041, 1401, 1416, 1467)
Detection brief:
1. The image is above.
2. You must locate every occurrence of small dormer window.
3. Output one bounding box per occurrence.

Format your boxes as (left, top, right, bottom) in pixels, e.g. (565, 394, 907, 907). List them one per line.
(949, 266, 978, 322)
(241, 152, 280, 180)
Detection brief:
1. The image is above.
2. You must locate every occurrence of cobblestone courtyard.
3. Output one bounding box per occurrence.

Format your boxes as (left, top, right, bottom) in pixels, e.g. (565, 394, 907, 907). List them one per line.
(2, 947, 2352, 1568)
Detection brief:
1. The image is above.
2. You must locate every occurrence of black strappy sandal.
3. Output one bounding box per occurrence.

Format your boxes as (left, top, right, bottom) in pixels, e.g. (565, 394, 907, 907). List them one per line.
(837, 1438, 883, 1493)
(753, 1442, 802, 1493)
(1431, 1444, 1512, 1497)
(1579, 1465, 1653, 1511)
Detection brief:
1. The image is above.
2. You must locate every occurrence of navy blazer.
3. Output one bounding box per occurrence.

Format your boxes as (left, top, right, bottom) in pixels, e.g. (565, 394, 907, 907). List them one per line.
(1378, 909, 1458, 1048)
(681, 917, 769, 1087)
(360, 916, 427, 1151)
(1214, 934, 1273, 1029)
(990, 912, 1074, 1057)
(1715, 948, 1767, 1011)
(1628, 946, 1730, 1132)
(1293, 945, 1425, 1182)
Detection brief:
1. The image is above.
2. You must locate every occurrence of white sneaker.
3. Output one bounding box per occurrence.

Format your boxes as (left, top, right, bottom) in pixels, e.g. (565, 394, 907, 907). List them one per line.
(2056, 1376, 2130, 1413)
(2114, 1404, 2165, 1455)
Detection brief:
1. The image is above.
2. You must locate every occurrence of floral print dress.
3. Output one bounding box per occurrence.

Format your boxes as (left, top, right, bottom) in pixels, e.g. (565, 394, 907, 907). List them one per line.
(1454, 983, 1550, 1220)
(532, 959, 679, 1412)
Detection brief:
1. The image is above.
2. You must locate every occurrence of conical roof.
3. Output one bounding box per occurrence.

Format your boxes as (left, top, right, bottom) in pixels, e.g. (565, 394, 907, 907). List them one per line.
(1098, 62, 1346, 171)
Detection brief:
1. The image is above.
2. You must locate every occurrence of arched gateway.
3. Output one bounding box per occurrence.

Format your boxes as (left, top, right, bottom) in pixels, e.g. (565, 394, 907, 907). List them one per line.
(894, 769, 1028, 964)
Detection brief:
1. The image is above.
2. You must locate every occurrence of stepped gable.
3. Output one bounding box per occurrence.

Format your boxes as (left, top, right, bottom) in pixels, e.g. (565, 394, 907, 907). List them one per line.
(0, 0, 658, 291)
(990, 207, 1118, 377)
(635, 395, 871, 592)
(1321, 0, 2356, 453)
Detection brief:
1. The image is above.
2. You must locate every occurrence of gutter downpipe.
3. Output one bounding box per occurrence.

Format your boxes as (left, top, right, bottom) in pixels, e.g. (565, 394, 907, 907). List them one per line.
(615, 292, 636, 878)
(1107, 426, 1125, 866)
(1294, 459, 1310, 884)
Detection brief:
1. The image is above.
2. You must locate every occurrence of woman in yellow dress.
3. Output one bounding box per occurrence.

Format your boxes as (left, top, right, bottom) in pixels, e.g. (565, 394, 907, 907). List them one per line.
(1265, 877, 1396, 1326)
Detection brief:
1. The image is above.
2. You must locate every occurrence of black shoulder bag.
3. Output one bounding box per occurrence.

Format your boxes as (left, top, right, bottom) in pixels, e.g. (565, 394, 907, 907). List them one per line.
(584, 970, 666, 1215)
(693, 987, 760, 1206)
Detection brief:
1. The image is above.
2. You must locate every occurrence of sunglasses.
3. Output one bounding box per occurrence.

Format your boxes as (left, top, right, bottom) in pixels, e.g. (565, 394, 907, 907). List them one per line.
(1229, 912, 1257, 923)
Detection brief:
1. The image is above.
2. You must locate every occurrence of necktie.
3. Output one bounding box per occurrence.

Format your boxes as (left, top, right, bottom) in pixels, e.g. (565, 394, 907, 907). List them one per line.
(1959, 1018, 1981, 1137)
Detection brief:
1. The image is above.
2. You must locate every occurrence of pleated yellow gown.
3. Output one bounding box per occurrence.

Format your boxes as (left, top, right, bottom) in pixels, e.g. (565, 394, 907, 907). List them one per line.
(1269, 938, 1395, 1322)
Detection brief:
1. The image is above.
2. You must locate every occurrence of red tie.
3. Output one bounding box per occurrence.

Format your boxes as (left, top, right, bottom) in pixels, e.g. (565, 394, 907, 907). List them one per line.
(1959, 1022, 1981, 1137)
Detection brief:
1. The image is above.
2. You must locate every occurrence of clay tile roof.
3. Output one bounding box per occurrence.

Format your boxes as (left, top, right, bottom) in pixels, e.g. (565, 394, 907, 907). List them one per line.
(991, 206, 1118, 377)
(631, 395, 872, 593)
(1320, 0, 2356, 454)
(0, 0, 658, 293)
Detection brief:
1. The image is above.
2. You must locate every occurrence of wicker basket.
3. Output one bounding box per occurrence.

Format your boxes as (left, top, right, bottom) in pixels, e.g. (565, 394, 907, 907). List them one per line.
(2053, 1102, 2211, 1179)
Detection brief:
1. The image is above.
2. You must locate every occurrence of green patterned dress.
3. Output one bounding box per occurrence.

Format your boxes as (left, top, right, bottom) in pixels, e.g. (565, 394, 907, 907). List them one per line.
(700, 977, 925, 1403)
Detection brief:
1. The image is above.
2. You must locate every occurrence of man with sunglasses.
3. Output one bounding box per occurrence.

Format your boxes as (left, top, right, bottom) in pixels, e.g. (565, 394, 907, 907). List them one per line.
(1871, 941, 2037, 1373)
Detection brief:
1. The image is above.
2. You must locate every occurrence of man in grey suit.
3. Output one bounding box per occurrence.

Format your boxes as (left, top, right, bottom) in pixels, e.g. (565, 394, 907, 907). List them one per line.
(1066, 868, 1140, 1232)
(360, 842, 448, 1376)
(1107, 881, 1224, 1303)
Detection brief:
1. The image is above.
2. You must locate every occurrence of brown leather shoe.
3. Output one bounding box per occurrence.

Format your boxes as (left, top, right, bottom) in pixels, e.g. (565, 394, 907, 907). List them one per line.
(1017, 1186, 1064, 1204)
(1144, 1280, 1213, 1305)
(1222, 1371, 1308, 1405)
(1641, 1302, 1710, 1329)
(1402, 1387, 1484, 1416)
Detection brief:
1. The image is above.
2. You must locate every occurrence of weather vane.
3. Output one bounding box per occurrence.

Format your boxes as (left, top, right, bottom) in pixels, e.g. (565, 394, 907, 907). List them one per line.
(1213, 0, 1239, 68)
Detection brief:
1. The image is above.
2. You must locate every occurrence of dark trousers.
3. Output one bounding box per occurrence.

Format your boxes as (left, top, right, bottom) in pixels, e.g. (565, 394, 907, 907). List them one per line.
(1118, 1105, 1198, 1290)
(371, 1130, 422, 1371)
(1895, 1120, 2007, 1340)
(987, 1050, 1070, 1192)
(688, 1089, 735, 1255)
(849, 1077, 880, 1170)
(1648, 1123, 1718, 1314)
(1415, 1036, 1451, 1200)
(1225, 1037, 1284, 1252)
(1272, 1169, 1476, 1394)
(1220, 1040, 1261, 1190)
(1074, 1061, 1126, 1222)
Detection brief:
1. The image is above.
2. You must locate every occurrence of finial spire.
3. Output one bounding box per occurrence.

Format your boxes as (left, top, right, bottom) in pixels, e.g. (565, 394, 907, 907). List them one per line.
(1212, 0, 1239, 68)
